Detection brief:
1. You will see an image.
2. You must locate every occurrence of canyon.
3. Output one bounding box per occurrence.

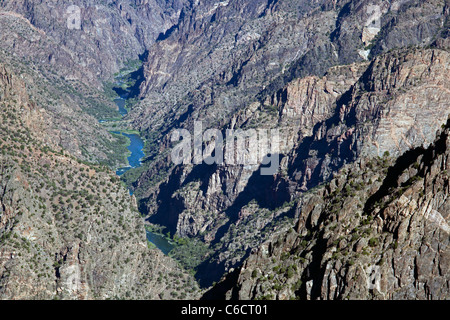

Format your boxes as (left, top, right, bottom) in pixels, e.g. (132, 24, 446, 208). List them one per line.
(0, 0, 449, 300)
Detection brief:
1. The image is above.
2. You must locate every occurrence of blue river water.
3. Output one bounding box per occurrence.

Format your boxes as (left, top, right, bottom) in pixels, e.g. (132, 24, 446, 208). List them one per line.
(114, 97, 128, 117)
(110, 96, 174, 254)
(146, 231, 175, 255)
(114, 132, 145, 176)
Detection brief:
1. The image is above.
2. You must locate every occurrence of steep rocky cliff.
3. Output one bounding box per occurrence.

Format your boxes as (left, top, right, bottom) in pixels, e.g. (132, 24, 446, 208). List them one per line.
(134, 45, 449, 288)
(0, 0, 185, 88)
(288, 47, 450, 191)
(121, 1, 449, 290)
(204, 115, 450, 300)
(0, 64, 200, 299)
(0, 0, 448, 300)
(130, 0, 446, 132)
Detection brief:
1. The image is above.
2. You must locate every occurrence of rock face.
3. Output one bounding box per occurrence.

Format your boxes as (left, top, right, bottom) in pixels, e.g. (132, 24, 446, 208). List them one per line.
(0, 64, 200, 299)
(288, 48, 450, 191)
(0, 0, 449, 300)
(0, 0, 188, 167)
(135, 45, 449, 288)
(204, 117, 450, 300)
(0, 0, 184, 87)
(131, 0, 446, 131)
(123, 0, 449, 290)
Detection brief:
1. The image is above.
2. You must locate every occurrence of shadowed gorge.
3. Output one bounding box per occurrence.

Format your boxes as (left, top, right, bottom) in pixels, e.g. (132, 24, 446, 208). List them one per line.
(0, 0, 449, 301)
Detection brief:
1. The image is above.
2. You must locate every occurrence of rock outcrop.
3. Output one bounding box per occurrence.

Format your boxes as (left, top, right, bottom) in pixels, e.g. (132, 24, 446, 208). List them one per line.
(136, 45, 449, 288)
(205, 115, 450, 300)
(124, 1, 448, 289)
(0, 0, 448, 300)
(0, 64, 200, 299)
(289, 48, 450, 191)
(0, 0, 184, 87)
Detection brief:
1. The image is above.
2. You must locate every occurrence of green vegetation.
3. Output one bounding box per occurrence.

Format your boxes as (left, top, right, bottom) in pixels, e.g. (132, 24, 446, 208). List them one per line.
(145, 225, 212, 275)
(115, 59, 143, 78)
(97, 132, 131, 168)
(113, 58, 143, 92)
(169, 236, 212, 273)
(368, 237, 379, 247)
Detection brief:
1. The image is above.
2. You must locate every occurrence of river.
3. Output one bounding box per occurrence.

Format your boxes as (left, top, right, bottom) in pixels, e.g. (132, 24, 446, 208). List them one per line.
(109, 92, 175, 254)
(114, 97, 128, 117)
(114, 131, 145, 176)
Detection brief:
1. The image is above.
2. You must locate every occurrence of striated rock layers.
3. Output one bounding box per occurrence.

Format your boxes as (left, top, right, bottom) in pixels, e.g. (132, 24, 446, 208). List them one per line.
(138, 46, 449, 288)
(0, 0, 185, 88)
(205, 115, 450, 300)
(126, 1, 449, 291)
(131, 0, 446, 132)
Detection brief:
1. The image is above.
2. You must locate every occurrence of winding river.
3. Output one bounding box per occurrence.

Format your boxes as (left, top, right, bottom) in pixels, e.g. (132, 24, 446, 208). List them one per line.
(114, 130, 145, 176)
(109, 93, 175, 254)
